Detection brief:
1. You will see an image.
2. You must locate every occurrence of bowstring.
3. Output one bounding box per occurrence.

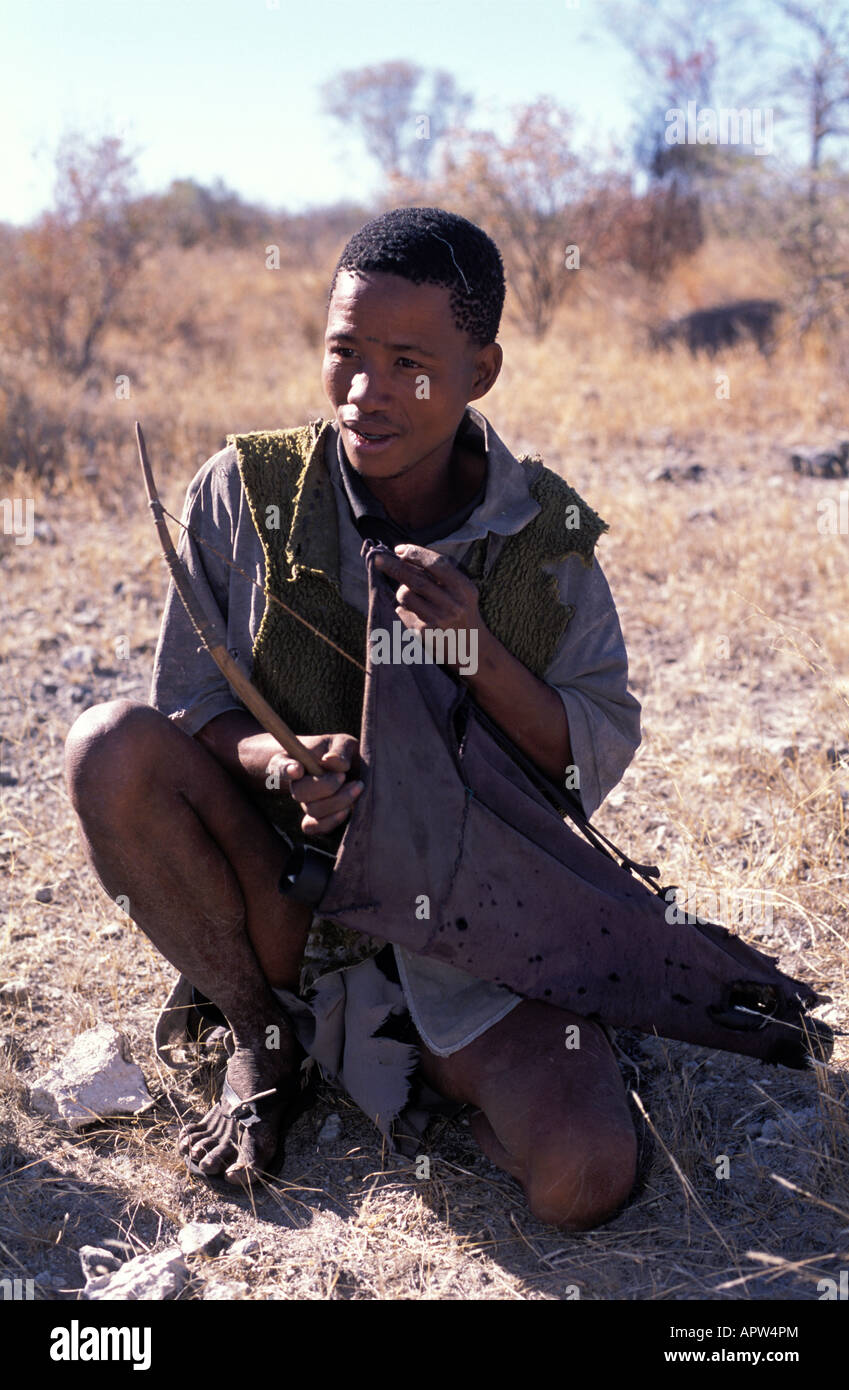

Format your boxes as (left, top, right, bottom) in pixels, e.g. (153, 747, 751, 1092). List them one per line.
(157, 502, 367, 674)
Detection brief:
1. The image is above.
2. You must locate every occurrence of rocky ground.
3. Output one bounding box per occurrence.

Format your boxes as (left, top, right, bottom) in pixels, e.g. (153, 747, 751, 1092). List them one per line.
(1, 425, 848, 1301)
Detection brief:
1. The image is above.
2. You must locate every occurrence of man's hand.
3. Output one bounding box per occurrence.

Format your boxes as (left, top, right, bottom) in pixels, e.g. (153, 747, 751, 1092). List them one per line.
(196, 714, 363, 837)
(373, 543, 573, 783)
(373, 543, 485, 661)
(269, 732, 363, 837)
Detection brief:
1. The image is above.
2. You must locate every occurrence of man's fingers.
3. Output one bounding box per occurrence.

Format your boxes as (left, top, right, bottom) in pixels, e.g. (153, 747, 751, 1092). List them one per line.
(300, 782, 364, 835)
(318, 751, 350, 773)
(378, 543, 456, 579)
(290, 769, 348, 803)
(375, 550, 451, 595)
(394, 587, 446, 623)
(317, 733, 359, 769)
(301, 808, 350, 836)
(395, 542, 458, 574)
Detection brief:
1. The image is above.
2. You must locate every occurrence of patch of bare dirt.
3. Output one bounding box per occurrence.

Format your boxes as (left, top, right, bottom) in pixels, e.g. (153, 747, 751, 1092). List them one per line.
(2, 431, 848, 1301)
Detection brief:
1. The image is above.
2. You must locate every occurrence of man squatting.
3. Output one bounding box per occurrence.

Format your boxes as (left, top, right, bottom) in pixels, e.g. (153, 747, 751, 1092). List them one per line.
(65, 208, 643, 1231)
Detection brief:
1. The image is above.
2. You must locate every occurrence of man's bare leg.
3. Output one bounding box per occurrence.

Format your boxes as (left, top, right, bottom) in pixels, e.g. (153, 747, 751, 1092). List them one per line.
(65, 700, 312, 1186)
(416, 999, 638, 1231)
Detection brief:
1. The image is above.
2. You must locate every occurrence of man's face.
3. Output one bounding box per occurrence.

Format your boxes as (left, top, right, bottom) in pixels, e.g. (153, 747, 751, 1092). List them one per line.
(322, 269, 501, 481)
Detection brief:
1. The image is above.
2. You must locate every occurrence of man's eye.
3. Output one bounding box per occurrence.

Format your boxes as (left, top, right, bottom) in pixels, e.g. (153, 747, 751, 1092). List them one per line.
(330, 346, 355, 357)
(398, 357, 420, 369)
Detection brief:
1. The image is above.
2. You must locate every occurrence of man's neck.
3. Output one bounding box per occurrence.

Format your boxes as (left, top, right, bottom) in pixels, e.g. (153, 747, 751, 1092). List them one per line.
(354, 430, 486, 532)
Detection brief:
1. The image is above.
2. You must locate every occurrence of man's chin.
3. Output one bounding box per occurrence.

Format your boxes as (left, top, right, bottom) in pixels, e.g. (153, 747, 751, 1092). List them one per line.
(342, 435, 423, 481)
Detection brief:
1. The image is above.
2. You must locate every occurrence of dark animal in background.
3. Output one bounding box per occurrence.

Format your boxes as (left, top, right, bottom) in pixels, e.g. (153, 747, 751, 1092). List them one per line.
(788, 440, 849, 478)
(650, 299, 782, 357)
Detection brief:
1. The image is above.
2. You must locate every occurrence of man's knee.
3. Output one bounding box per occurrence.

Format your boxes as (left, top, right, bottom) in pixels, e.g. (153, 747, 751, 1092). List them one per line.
(526, 1121, 637, 1231)
(65, 699, 170, 813)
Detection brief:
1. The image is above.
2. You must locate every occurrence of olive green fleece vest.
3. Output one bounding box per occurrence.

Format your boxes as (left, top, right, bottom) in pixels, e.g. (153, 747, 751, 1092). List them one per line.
(231, 418, 608, 846)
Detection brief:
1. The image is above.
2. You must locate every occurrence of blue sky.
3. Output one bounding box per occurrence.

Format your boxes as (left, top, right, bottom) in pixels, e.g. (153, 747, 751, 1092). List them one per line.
(2, 0, 818, 226)
(2, 0, 640, 224)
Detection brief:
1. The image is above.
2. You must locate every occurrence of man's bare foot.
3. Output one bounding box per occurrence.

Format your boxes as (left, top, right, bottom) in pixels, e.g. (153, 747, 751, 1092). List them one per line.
(179, 1011, 302, 1188)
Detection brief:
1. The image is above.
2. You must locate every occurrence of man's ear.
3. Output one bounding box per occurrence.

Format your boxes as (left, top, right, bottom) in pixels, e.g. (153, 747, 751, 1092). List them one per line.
(468, 342, 503, 402)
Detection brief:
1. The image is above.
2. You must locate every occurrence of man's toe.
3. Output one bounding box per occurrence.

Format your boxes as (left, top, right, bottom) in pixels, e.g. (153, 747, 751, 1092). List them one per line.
(196, 1131, 239, 1174)
(179, 1104, 224, 1153)
(223, 1161, 254, 1188)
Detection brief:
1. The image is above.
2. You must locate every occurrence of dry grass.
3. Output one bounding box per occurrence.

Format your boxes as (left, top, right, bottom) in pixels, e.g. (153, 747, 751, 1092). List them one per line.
(1, 233, 848, 1300)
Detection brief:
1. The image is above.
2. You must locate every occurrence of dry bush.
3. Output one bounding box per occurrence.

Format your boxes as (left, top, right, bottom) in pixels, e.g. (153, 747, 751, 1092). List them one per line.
(2, 228, 848, 1302)
(0, 363, 66, 484)
(0, 134, 150, 380)
(606, 182, 705, 283)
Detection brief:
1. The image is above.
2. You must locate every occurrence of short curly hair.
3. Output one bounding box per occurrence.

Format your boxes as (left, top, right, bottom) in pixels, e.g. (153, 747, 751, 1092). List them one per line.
(329, 207, 505, 347)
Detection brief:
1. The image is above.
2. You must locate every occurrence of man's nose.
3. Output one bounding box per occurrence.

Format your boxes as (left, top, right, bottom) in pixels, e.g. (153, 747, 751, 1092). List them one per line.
(347, 369, 392, 410)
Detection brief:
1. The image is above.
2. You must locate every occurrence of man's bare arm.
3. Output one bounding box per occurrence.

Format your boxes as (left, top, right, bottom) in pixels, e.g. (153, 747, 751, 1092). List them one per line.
(457, 627, 572, 783)
(196, 711, 363, 835)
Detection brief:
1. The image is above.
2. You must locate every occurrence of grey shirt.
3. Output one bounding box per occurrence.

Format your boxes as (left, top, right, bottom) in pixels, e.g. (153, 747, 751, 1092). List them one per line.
(150, 406, 642, 1054)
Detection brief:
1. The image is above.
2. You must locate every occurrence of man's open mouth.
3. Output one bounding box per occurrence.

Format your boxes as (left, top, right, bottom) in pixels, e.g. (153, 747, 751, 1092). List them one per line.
(345, 423, 399, 447)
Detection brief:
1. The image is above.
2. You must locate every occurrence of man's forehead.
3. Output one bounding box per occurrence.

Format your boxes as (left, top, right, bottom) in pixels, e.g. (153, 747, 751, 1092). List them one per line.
(327, 269, 457, 331)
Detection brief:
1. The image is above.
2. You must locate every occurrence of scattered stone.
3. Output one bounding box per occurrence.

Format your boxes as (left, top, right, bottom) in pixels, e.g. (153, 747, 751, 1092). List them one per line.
(686, 506, 718, 523)
(759, 738, 801, 763)
(79, 1246, 121, 1282)
(98, 923, 123, 940)
(648, 462, 706, 484)
(0, 981, 30, 1006)
(757, 1106, 823, 1146)
(30, 1023, 154, 1131)
(229, 1237, 260, 1257)
(33, 521, 57, 544)
(0, 769, 18, 787)
(60, 645, 97, 672)
(177, 1222, 229, 1257)
(317, 1113, 342, 1146)
(72, 608, 101, 628)
(788, 441, 849, 477)
(83, 1247, 188, 1301)
(35, 886, 53, 904)
(204, 1280, 250, 1301)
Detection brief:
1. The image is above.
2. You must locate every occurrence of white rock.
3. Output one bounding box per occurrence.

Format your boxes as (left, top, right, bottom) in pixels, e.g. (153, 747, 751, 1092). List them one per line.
(229, 1238, 260, 1257)
(0, 981, 30, 1006)
(79, 1246, 121, 1281)
(30, 1023, 154, 1131)
(177, 1222, 228, 1257)
(61, 644, 97, 671)
(317, 1113, 342, 1145)
(83, 1247, 188, 1301)
(72, 609, 100, 628)
(203, 1280, 250, 1300)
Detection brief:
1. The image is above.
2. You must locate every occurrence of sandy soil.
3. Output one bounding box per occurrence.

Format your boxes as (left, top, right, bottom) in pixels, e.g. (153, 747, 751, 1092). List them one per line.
(2, 423, 848, 1301)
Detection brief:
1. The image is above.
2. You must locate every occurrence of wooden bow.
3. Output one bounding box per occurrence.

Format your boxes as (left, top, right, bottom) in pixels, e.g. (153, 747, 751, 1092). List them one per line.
(135, 420, 326, 777)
